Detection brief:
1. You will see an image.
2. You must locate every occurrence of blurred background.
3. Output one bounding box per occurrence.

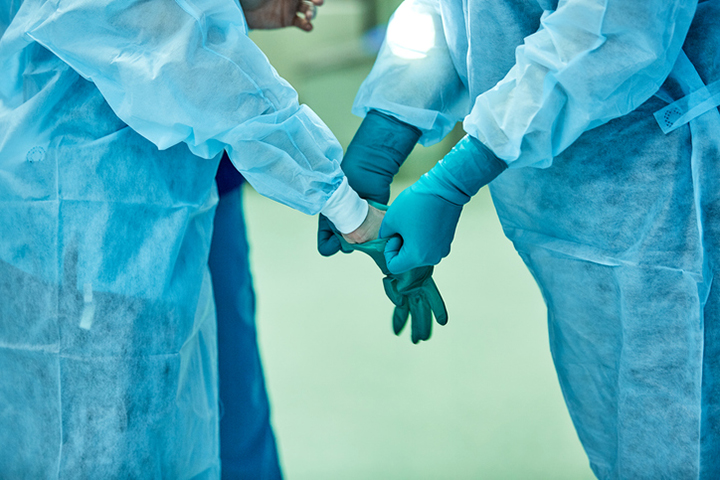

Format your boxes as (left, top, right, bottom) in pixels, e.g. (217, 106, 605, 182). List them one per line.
(243, 1, 595, 478)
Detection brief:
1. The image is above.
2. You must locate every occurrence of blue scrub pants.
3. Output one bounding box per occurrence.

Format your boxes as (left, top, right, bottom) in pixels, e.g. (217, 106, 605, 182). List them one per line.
(208, 181, 282, 480)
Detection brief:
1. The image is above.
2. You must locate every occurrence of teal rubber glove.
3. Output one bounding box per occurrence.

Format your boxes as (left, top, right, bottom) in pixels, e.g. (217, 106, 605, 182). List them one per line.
(338, 234, 448, 344)
(317, 110, 420, 257)
(380, 135, 507, 274)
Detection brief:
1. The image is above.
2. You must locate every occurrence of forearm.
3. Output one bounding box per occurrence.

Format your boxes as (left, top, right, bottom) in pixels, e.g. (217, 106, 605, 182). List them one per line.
(26, 0, 351, 216)
(341, 110, 421, 204)
(465, 0, 698, 168)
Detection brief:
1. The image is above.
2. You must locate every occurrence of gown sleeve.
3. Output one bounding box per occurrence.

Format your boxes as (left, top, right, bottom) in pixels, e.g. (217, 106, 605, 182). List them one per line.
(465, 0, 698, 168)
(352, 0, 469, 146)
(24, 0, 366, 225)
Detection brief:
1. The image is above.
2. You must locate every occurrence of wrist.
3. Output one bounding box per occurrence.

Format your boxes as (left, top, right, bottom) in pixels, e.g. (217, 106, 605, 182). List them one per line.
(321, 178, 369, 234)
(342, 204, 385, 244)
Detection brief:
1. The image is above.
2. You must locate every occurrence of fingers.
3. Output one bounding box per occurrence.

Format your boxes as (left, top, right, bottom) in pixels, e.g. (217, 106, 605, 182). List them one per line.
(292, 14, 313, 31)
(297, 0, 315, 19)
(293, 0, 318, 31)
(425, 278, 448, 326)
(381, 219, 415, 274)
(384, 235, 415, 274)
(409, 295, 432, 344)
(392, 301, 410, 335)
(382, 277, 404, 306)
(317, 215, 341, 256)
(317, 233, 340, 256)
(383, 234, 402, 268)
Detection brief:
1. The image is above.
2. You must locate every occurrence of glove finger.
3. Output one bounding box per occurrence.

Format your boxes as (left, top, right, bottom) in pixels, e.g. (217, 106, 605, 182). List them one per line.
(424, 278, 448, 326)
(393, 266, 433, 295)
(409, 295, 432, 344)
(393, 301, 410, 335)
(382, 276, 404, 306)
(319, 214, 355, 255)
(318, 234, 341, 257)
(317, 215, 341, 257)
(384, 235, 415, 274)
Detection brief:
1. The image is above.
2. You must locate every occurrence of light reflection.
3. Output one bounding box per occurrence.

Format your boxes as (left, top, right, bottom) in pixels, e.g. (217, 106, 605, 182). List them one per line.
(386, 3, 436, 60)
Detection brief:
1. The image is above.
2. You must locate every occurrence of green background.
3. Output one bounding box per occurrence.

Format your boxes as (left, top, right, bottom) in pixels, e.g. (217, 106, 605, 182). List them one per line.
(243, 2, 596, 478)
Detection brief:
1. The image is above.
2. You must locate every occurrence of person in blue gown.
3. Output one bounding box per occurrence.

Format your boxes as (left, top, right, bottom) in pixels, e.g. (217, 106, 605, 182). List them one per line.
(0, 0, 383, 476)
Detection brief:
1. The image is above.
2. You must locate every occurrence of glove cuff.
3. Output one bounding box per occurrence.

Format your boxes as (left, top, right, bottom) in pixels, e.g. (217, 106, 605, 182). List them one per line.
(320, 178, 369, 234)
(358, 110, 422, 161)
(416, 135, 507, 206)
(343, 110, 422, 202)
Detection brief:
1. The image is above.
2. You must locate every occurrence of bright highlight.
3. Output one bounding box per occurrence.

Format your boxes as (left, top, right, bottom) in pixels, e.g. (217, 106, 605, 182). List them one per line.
(386, 4, 436, 60)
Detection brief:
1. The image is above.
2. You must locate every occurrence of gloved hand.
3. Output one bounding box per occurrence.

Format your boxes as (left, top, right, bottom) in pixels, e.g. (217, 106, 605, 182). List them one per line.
(317, 110, 421, 257)
(338, 234, 448, 344)
(381, 135, 507, 274)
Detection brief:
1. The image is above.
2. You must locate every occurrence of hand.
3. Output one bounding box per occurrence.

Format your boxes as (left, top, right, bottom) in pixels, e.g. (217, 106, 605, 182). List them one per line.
(240, 0, 323, 31)
(342, 204, 385, 245)
(317, 214, 351, 257)
(316, 110, 421, 256)
(337, 232, 449, 344)
(380, 187, 462, 274)
(380, 135, 507, 274)
(382, 265, 448, 344)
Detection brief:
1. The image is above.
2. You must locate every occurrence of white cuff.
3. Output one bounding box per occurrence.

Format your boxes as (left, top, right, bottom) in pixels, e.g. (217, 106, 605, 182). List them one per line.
(321, 178, 368, 234)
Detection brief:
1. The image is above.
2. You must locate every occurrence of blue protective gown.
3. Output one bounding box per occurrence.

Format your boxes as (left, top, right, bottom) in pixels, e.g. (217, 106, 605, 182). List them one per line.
(355, 0, 720, 477)
(0, 0, 358, 477)
(210, 156, 282, 479)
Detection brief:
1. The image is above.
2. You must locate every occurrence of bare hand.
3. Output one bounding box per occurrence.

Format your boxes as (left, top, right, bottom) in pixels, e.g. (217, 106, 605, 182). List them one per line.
(240, 0, 323, 31)
(342, 204, 385, 245)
